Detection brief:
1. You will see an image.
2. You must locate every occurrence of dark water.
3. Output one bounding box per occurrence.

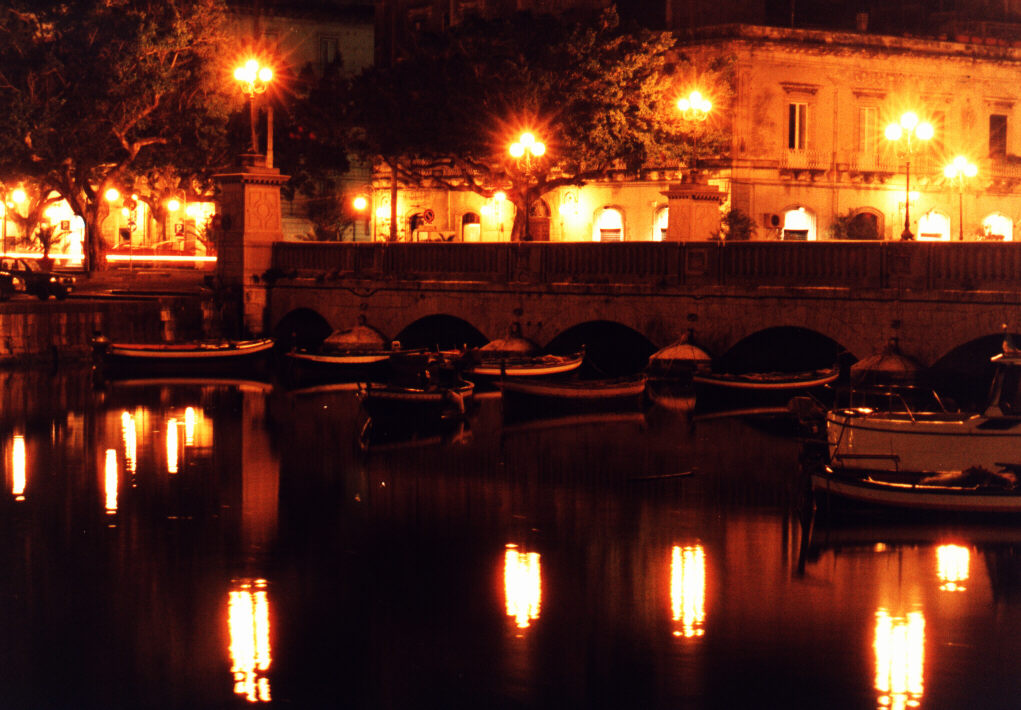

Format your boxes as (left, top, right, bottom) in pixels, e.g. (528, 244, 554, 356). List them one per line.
(2, 369, 1021, 709)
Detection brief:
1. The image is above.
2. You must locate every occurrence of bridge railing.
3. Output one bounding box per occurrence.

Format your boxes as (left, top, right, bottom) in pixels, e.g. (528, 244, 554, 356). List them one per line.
(271, 241, 1021, 291)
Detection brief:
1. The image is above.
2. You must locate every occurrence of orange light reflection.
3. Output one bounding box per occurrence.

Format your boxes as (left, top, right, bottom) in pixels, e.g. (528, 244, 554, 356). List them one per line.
(670, 544, 706, 638)
(11, 435, 25, 500)
(936, 544, 969, 592)
(228, 579, 272, 703)
(874, 609, 925, 710)
(504, 544, 541, 629)
(104, 448, 118, 514)
(167, 418, 179, 474)
(184, 407, 196, 446)
(121, 411, 137, 474)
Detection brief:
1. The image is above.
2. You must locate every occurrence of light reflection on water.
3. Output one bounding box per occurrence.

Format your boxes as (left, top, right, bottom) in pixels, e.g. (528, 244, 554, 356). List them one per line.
(0, 368, 1020, 708)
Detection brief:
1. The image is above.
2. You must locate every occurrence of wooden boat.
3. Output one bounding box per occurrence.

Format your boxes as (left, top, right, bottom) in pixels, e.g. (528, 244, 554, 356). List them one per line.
(693, 366, 839, 391)
(826, 336, 1021, 476)
(810, 465, 1021, 514)
(95, 337, 275, 375)
(356, 378, 474, 420)
(499, 374, 647, 401)
(285, 345, 429, 384)
(467, 350, 584, 378)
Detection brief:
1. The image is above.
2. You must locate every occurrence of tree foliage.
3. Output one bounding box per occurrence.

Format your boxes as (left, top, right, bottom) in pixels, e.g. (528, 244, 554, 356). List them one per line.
(347, 7, 733, 240)
(0, 0, 236, 269)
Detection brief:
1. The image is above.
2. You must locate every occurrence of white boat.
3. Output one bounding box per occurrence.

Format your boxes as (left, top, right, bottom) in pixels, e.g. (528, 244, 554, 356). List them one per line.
(810, 466, 1021, 514)
(95, 337, 275, 376)
(825, 335, 1021, 477)
(468, 351, 584, 378)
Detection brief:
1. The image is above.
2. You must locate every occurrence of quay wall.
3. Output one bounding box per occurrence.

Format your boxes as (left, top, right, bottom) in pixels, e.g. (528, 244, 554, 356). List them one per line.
(0, 296, 201, 365)
(265, 242, 1021, 366)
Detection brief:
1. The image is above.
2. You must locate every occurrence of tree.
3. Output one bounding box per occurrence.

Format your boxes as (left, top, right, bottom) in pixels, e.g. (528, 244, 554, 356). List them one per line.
(0, 0, 235, 271)
(347, 7, 732, 241)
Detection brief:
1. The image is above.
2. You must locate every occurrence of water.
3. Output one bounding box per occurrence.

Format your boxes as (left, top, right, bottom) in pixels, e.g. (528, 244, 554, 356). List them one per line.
(1, 368, 1020, 709)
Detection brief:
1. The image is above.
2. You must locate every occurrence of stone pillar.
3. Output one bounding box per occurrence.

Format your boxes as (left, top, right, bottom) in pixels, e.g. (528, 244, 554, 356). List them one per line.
(662, 174, 725, 241)
(214, 154, 288, 335)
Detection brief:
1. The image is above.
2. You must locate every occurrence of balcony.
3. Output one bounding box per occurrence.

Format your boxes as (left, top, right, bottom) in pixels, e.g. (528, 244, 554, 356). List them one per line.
(779, 150, 829, 180)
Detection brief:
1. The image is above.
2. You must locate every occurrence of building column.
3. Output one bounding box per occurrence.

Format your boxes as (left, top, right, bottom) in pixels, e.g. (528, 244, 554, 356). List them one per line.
(214, 154, 288, 336)
(662, 175, 725, 241)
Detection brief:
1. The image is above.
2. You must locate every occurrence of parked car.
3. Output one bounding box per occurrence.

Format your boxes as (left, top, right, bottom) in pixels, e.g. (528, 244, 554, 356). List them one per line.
(0, 258, 75, 300)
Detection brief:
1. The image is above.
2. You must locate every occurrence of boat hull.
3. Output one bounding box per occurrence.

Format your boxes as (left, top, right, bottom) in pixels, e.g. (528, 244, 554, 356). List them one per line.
(357, 380, 474, 421)
(100, 339, 275, 377)
(811, 467, 1021, 514)
(826, 409, 1021, 473)
(469, 352, 584, 378)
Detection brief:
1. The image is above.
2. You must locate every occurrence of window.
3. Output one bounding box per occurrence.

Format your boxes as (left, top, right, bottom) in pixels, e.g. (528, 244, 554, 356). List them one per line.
(593, 208, 624, 242)
(320, 36, 339, 69)
(918, 211, 950, 241)
(858, 106, 877, 154)
(655, 207, 669, 242)
(990, 114, 1008, 157)
(788, 103, 807, 150)
(782, 208, 816, 240)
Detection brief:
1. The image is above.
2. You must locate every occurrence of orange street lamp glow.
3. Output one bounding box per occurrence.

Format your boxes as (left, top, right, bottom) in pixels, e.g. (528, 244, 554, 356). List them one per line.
(10, 188, 26, 205)
(167, 199, 181, 212)
(234, 58, 274, 154)
(677, 90, 711, 121)
(353, 195, 368, 211)
(104, 188, 120, 202)
(885, 111, 934, 240)
(944, 156, 978, 241)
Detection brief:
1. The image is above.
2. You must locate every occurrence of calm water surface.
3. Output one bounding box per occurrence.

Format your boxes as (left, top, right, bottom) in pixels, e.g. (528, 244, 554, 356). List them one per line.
(1, 368, 1020, 709)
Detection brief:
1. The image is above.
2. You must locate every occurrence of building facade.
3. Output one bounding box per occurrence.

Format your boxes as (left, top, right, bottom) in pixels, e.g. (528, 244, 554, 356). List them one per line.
(370, 23, 1021, 243)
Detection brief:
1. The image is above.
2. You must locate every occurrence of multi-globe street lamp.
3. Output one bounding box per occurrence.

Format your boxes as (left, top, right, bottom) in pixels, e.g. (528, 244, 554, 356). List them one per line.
(943, 156, 978, 241)
(509, 132, 546, 241)
(233, 58, 274, 156)
(677, 90, 712, 177)
(885, 111, 934, 240)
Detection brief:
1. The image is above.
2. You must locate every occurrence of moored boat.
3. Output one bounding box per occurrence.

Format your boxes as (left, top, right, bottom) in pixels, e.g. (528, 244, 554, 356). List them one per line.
(810, 465, 1021, 514)
(693, 366, 839, 391)
(94, 337, 275, 376)
(826, 335, 1021, 476)
(467, 350, 584, 378)
(499, 373, 647, 401)
(356, 377, 474, 420)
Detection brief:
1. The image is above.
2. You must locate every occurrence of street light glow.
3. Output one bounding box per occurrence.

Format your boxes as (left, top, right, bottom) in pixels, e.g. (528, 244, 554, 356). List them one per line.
(353, 195, 368, 211)
(885, 111, 934, 240)
(104, 188, 120, 202)
(10, 189, 26, 204)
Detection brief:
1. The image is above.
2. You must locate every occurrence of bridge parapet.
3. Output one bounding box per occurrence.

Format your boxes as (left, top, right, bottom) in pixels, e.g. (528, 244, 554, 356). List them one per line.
(270, 241, 1021, 292)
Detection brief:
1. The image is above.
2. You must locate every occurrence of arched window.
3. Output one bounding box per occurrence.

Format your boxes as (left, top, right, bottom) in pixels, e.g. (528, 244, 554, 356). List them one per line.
(918, 211, 950, 241)
(593, 207, 624, 242)
(654, 206, 669, 242)
(848, 211, 880, 239)
(782, 207, 816, 240)
(982, 213, 1013, 241)
(528, 200, 551, 241)
(461, 212, 481, 242)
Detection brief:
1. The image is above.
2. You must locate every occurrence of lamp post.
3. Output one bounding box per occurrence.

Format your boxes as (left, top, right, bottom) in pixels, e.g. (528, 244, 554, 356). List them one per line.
(677, 90, 712, 180)
(233, 59, 273, 157)
(885, 112, 934, 240)
(2, 188, 27, 257)
(353, 194, 370, 240)
(509, 132, 546, 241)
(943, 156, 977, 241)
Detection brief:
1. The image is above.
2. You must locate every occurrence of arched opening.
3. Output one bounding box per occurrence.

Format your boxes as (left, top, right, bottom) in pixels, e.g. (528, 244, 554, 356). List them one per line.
(781, 208, 816, 240)
(982, 213, 1013, 241)
(654, 206, 669, 242)
(461, 212, 481, 242)
(545, 321, 657, 376)
(592, 207, 624, 242)
(918, 210, 950, 241)
(848, 210, 881, 239)
(930, 333, 1017, 411)
(394, 315, 487, 351)
(273, 308, 335, 351)
(715, 326, 847, 374)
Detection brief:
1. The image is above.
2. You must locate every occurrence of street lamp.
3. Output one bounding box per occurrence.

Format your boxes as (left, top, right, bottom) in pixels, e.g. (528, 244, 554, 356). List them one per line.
(233, 58, 273, 156)
(353, 194, 371, 240)
(885, 111, 934, 240)
(509, 132, 546, 241)
(2, 187, 27, 256)
(943, 156, 978, 241)
(677, 90, 712, 178)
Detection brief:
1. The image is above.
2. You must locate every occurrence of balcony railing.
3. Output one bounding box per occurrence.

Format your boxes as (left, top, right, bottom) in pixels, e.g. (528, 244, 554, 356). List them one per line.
(271, 241, 1021, 293)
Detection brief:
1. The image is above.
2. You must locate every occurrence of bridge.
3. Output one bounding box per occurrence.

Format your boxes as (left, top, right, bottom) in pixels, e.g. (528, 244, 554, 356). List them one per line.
(261, 241, 1021, 373)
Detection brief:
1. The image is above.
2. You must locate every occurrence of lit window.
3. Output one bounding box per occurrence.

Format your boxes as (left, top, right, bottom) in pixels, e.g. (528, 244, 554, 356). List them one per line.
(788, 103, 807, 150)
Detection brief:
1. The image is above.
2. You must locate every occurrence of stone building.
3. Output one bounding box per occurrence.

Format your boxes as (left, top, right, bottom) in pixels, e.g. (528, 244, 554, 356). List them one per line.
(368, 20, 1021, 243)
